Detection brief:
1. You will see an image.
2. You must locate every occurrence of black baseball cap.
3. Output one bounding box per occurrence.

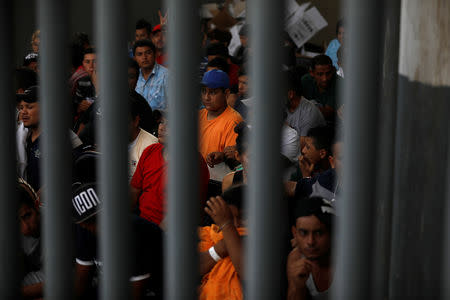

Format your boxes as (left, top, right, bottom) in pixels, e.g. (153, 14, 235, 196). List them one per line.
(16, 85, 39, 103)
(294, 196, 336, 230)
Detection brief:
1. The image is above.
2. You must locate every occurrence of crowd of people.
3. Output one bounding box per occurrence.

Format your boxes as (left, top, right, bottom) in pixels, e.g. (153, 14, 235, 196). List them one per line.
(15, 12, 346, 300)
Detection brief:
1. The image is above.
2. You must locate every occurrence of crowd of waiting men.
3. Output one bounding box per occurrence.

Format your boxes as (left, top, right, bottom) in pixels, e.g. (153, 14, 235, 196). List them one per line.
(16, 14, 345, 300)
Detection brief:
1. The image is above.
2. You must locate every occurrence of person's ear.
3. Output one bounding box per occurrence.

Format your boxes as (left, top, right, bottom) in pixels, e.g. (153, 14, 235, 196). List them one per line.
(329, 155, 335, 168)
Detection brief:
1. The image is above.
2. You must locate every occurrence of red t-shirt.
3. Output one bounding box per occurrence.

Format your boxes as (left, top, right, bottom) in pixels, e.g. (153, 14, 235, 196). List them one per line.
(131, 143, 210, 225)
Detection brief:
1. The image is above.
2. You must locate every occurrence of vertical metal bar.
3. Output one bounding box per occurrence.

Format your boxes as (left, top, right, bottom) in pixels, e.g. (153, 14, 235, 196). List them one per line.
(95, 0, 130, 299)
(0, 1, 20, 298)
(246, 0, 284, 299)
(166, 0, 200, 298)
(333, 0, 383, 299)
(370, 0, 401, 298)
(39, 0, 73, 299)
(444, 130, 450, 299)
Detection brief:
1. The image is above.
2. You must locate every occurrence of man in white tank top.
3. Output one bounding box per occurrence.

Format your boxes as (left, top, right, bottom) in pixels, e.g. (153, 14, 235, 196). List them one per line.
(287, 197, 335, 299)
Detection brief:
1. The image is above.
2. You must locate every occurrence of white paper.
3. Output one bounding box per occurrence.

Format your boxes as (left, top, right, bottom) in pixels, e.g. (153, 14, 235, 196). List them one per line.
(228, 22, 245, 56)
(200, 4, 218, 18)
(285, 6, 328, 48)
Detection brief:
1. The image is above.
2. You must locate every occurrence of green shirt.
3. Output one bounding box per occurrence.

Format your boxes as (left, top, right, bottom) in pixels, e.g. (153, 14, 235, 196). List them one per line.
(301, 73, 342, 110)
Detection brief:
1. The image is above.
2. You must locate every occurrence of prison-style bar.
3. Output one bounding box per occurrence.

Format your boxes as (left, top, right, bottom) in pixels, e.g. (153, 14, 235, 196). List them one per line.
(39, 0, 74, 299)
(246, 0, 285, 299)
(333, 0, 383, 299)
(0, 1, 20, 298)
(166, 0, 201, 298)
(95, 0, 131, 299)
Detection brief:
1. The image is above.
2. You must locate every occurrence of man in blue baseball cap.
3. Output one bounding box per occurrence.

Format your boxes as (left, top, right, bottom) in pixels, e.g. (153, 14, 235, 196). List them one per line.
(199, 69, 243, 181)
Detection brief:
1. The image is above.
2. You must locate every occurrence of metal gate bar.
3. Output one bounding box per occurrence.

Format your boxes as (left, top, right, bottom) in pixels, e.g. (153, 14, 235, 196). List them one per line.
(39, 0, 74, 299)
(246, 0, 285, 299)
(166, 0, 200, 298)
(95, 0, 131, 299)
(333, 0, 383, 299)
(0, 1, 20, 298)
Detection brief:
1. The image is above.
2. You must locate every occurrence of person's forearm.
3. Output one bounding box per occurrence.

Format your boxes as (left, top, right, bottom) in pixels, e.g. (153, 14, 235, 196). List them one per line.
(287, 281, 308, 300)
(222, 224, 243, 278)
(199, 251, 217, 277)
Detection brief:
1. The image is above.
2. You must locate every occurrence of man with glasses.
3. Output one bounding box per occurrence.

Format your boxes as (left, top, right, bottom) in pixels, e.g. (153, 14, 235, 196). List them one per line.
(199, 69, 243, 181)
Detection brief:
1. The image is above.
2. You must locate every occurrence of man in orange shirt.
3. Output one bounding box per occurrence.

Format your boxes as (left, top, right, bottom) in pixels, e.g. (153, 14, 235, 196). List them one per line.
(199, 70, 243, 180)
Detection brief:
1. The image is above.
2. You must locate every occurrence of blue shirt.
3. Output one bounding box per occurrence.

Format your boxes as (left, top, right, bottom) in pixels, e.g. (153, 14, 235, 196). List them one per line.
(325, 38, 341, 69)
(135, 63, 169, 111)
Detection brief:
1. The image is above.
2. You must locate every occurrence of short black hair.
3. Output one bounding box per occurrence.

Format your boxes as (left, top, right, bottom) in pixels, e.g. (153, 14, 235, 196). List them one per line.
(238, 66, 247, 78)
(307, 126, 335, 156)
(207, 57, 229, 73)
(284, 70, 302, 96)
(293, 196, 335, 232)
(336, 18, 345, 35)
(136, 18, 152, 34)
(208, 29, 232, 46)
(83, 47, 96, 58)
(133, 39, 155, 56)
(222, 184, 246, 212)
(310, 54, 332, 70)
(206, 42, 229, 58)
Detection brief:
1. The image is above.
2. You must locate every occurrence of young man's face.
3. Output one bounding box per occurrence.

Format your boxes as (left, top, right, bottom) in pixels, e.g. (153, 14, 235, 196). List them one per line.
(151, 30, 165, 50)
(134, 46, 155, 70)
(201, 87, 228, 113)
(82, 53, 97, 77)
(135, 28, 150, 41)
(20, 100, 40, 128)
(238, 75, 249, 97)
(310, 64, 334, 91)
(19, 204, 40, 238)
(292, 215, 331, 260)
(229, 204, 246, 228)
(301, 137, 324, 166)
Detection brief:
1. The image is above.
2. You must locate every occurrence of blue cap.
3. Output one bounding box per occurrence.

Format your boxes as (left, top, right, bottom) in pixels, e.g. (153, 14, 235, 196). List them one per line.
(201, 69, 230, 89)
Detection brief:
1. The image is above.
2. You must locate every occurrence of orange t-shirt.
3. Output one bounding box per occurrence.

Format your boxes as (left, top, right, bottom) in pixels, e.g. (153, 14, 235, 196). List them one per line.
(198, 225, 247, 300)
(199, 106, 243, 159)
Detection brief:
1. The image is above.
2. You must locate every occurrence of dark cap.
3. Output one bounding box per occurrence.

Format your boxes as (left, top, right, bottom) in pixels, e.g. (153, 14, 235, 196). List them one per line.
(294, 196, 335, 229)
(23, 52, 38, 67)
(16, 86, 39, 103)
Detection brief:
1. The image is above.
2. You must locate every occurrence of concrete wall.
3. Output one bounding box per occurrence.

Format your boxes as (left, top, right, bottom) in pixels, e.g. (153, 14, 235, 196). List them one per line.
(389, 0, 450, 298)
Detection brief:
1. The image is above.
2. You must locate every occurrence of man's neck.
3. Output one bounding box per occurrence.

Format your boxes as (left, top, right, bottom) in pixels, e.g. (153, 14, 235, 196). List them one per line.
(30, 127, 41, 143)
(129, 128, 140, 143)
(207, 106, 227, 120)
(141, 65, 155, 80)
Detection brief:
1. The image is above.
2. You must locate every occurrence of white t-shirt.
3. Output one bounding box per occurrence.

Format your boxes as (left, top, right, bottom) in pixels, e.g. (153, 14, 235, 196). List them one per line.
(128, 128, 158, 181)
(285, 97, 326, 137)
